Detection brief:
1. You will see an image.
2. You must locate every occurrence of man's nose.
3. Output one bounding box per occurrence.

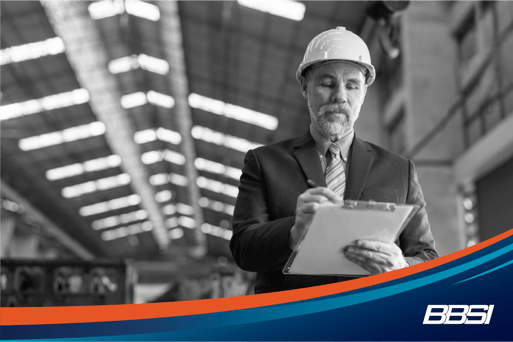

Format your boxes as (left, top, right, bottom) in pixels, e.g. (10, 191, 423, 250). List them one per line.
(330, 85, 347, 103)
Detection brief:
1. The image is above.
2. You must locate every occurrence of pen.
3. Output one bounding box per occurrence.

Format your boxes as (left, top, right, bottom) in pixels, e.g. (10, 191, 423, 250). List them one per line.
(307, 179, 319, 188)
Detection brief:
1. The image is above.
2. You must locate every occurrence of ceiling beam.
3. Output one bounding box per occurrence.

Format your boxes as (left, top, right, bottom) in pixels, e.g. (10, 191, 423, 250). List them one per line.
(41, 1, 170, 252)
(158, 1, 207, 258)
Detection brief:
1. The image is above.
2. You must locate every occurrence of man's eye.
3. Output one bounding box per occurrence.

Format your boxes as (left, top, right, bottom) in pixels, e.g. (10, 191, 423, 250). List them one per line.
(320, 82, 333, 87)
(347, 84, 358, 90)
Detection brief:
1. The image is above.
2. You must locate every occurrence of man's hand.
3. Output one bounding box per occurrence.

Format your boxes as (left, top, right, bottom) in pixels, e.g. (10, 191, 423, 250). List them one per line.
(289, 187, 341, 249)
(343, 240, 408, 275)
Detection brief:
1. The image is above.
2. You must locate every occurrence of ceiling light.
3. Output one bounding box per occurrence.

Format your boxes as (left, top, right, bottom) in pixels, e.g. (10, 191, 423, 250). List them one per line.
(198, 197, 235, 216)
(156, 128, 181, 144)
(147, 91, 174, 108)
(88, 1, 125, 20)
(189, 93, 278, 130)
(194, 157, 242, 180)
(165, 217, 178, 228)
(162, 204, 176, 216)
(62, 173, 130, 198)
(149, 173, 168, 186)
(141, 150, 186, 165)
(19, 121, 106, 151)
(125, 1, 160, 21)
(108, 54, 169, 75)
(134, 129, 158, 144)
(237, 0, 305, 21)
(92, 209, 148, 230)
(100, 221, 152, 241)
(121, 92, 147, 109)
(201, 223, 232, 241)
(0, 89, 89, 121)
(46, 163, 83, 181)
(139, 55, 169, 75)
(169, 173, 189, 187)
(196, 176, 239, 198)
(191, 126, 262, 153)
(108, 55, 138, 74)
(47, 154, 122, 181)
(178, 216, 197, 229)
(155, 190, 173, 203)
(79, 194, 141, 216)
(176, 203, 195, 216)
(0, 37, 65, 65)
(169, 228, 184, 240)
(134, 127, 181, 145)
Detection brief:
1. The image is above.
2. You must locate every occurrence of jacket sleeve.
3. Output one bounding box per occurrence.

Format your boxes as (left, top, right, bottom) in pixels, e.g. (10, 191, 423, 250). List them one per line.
(401, 161, 439, 265)
(230, 149, 295, 272)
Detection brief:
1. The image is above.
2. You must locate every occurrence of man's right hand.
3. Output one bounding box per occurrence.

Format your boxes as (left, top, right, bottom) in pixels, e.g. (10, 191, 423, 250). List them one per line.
(289, 187, 342, 249)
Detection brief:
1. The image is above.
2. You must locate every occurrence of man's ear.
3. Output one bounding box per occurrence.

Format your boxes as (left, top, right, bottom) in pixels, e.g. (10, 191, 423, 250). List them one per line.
(299, 76, 308, 99)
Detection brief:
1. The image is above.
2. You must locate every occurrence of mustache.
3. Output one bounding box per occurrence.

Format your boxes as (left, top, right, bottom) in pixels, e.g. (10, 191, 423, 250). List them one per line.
(319, 104, 350, 115)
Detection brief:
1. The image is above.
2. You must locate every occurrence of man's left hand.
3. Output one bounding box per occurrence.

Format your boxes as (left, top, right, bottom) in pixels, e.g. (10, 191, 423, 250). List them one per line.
(343, 240, 408, 275)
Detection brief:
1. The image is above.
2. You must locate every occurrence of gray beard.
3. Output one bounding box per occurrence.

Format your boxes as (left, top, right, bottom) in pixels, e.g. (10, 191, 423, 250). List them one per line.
(308, 101, 354, 138)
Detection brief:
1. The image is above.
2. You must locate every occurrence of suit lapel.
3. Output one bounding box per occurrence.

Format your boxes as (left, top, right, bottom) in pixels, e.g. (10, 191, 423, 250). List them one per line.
(345, 137, 374, 200)
(293, 130, 326, 187)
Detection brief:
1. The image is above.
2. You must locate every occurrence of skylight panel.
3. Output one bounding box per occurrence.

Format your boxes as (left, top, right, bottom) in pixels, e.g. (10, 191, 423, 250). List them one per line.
(189, 93, 278, 130)
(61, 173, 130, 198)
(201, 223, 232, 241)
(155, 190, 173, 203)
(134, 127, 181, 145)
(169, 228, 184, 240)
(88, 1, 125, 20)
(89, 1, 159, 21)
(162, 204, 176, 216)
(92, 209, 148, 230)
(194, 158, 242, 181)
(46, 155, 122, 181)
(121, 92, 147, 109)
(0, 89, 90, 121)
(125, 1, 160, 21)
(165, 217, 178, 228)
(178, 216, 197, 229)
(139, 56, 169, 75)
(149, 172, 190, 187)
(196, 176, 239, 198)
(100, 221, 154, 241)
(108, 56, 136, 74)
(79, 194, 141, 216)
(176, 203, 194, 216)
(237, 0, 305, 21)
(108, 54, 169, 75)
(121, 91, 175, 109)
(19, 121, 106, 151)
(191, 126, 262, 153)
(141, 150, 186, 166)
(0, 37, 65, 65)
(198, 197, 235, 216)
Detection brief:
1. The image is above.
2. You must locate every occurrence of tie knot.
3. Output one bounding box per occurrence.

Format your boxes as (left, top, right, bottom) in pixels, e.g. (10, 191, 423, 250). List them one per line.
(328, 143, 341, 158)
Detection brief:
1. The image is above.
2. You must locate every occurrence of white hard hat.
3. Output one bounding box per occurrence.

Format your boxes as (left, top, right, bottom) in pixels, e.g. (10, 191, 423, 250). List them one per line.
(296, 26, 376, 86)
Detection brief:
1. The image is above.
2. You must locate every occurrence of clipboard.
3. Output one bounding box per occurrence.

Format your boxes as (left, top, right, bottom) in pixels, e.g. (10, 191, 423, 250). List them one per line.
(283, 200, 419, 276)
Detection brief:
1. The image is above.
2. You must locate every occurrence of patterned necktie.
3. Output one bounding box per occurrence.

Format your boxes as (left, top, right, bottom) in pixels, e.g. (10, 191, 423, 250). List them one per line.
(325, 143, 346, 198)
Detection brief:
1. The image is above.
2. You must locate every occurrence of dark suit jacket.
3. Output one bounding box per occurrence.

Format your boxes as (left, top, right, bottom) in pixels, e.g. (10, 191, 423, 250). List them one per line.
(230, 130, 438, 294)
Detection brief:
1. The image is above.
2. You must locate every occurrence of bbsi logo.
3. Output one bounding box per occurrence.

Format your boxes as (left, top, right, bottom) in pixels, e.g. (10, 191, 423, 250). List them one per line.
(423, 305, 494, 325)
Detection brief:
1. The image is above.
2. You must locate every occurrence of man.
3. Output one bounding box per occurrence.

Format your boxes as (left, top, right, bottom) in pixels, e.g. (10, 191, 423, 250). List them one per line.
(230, 27, 438, 294)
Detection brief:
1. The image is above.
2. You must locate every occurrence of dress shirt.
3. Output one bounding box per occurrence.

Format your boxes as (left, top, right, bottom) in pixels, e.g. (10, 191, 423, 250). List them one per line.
(309, 123, 353, 180)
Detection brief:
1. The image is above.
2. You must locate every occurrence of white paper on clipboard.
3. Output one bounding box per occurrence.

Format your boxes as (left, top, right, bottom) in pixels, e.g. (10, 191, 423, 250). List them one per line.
(283, 200, 419, 276)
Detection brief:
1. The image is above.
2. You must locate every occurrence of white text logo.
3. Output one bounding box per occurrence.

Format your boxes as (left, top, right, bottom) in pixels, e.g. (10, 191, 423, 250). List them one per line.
(423, 305, 494, 324)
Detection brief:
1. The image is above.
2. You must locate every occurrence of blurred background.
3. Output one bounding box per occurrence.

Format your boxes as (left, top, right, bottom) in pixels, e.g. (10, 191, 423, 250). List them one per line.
(1, 0, 512, 306)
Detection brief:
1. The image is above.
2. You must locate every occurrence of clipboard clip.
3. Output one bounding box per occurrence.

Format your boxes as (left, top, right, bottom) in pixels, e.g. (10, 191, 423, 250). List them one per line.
(341, 200, 397, 212)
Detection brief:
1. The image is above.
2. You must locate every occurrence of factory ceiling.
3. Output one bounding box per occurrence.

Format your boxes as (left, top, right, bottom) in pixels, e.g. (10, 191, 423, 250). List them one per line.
(0, 1, 370, 262)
